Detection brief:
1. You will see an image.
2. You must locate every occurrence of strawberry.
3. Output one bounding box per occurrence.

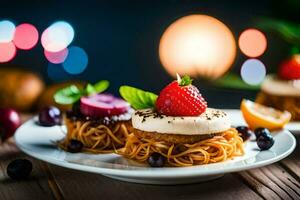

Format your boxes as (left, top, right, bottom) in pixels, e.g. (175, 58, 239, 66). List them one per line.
(278, 55, 300, 80)
(156, 75, 207, 116)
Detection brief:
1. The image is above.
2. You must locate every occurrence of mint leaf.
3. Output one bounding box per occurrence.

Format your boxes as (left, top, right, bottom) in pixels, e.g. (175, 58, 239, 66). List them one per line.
(54, 85, 82, 104)
(86, 83, 97, 95)
(119, 86, 157, 109)
(179, 75, 193, 86)
(93, 80, 109, 93)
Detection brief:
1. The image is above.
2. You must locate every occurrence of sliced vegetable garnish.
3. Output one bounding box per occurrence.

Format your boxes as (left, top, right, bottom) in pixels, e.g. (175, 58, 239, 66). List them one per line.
(119, 86, 157, 109)
(54, 80, 110, 105)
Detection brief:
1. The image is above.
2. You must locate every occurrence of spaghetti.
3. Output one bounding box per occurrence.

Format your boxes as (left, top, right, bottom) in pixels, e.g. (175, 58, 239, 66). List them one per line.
(58, 117, 131, 153)
(121, 128, 244, 167)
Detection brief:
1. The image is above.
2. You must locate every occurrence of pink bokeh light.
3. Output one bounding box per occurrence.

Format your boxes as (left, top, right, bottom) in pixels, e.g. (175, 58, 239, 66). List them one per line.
(0, 42, 17, 62)
(44, 48, 69, 64)
(13, 23, 39, 50)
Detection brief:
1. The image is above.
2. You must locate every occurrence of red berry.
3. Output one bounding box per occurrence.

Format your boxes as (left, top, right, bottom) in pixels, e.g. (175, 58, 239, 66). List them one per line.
(156, 76, 207, 116)
(278, 55, 300, 80)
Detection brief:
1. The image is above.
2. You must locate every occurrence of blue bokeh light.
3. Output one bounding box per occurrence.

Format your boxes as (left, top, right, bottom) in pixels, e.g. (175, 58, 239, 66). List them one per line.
(62, 46, 88, 74)
(47, 62, 71, 82)
(240, 59, 266, 85)
(0, 20, 16, 42)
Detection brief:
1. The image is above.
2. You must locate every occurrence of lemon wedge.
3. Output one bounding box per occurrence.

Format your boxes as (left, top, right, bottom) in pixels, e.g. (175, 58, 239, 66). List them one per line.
(241, 99, 291, 130)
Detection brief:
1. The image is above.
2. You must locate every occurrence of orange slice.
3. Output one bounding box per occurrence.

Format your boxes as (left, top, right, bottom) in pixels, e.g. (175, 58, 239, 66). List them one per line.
(240, 99, 291, 131)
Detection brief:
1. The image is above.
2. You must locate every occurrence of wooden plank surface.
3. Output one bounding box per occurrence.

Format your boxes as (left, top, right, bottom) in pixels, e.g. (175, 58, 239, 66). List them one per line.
(46, 164, 262, 200)
(0, 139, 55, 200)
(0, 114, 300, 200)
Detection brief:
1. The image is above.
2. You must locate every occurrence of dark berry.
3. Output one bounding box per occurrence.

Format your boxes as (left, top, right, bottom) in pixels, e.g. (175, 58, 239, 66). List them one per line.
(254, 127, 271, 140)
(38, 106, 62, 126)
(147, 152, 165, 167)
(257, 134, 275, 150)
(72, 100, 82, 117)
(7, 159, 32, 180)
(0, 108, 21, 141)
(236, 126, 252, 141)
(67, 139, 83, 153)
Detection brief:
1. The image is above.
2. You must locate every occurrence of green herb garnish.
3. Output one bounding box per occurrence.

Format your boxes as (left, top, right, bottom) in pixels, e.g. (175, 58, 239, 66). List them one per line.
(119, 86, 157, 109)
(54, 80, 110, 105)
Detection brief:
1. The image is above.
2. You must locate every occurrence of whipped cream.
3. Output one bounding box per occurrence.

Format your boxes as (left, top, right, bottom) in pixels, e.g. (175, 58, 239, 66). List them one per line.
(261, 75, 300, 97)
(132, 108, 231, 135)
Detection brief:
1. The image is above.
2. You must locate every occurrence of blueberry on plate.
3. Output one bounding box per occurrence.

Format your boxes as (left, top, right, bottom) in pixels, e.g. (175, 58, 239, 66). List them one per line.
(236, 126, 252, 141)
(38, 106, 62, 126)
(257, 134, 275, 150)
(147, 152, 165, 167)
(7, 159, 32, 180)
(254, 127, 271, 140)
(67, 139, 84, 153)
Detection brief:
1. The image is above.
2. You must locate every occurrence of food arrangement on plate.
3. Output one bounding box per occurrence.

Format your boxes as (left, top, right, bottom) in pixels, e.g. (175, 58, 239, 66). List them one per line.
(33, 75, 289, 168)
(256, 55, 300, 121)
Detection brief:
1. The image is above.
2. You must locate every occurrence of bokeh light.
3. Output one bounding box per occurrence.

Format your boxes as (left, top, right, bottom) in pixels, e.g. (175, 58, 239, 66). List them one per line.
(13, 23, 39, 50)
(62, 46, 88, 74)
(241, 59, 266, 85)
(41, 21, 74, 52)
(44, 48, 68, 64)
(47, 63, 70, 82)
(0, 20, 16, 42)
(159, 14, 236, 79)
(0, 42, 17, 62)
(238, 29, 267, 57)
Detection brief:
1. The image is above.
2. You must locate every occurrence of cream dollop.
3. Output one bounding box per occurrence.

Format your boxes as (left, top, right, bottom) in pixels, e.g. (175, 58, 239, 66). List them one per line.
(132, 108, 231, 135)
(261, 75, 300, 97)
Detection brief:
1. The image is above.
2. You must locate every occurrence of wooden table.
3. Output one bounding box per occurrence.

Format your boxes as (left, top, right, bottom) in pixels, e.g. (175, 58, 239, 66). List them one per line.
(0, 115, 300, 200)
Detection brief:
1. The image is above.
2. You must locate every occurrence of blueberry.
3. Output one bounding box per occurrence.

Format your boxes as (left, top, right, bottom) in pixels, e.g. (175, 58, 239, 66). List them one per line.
(257, 134, 275, 150)
(38, 106, 62, 126)
(236, 126, 252, 141)
(254, 127, 271, 140)
(67, 139, 83, 153)
(7, 159, 32, 180)
(147, 152, 165, 167)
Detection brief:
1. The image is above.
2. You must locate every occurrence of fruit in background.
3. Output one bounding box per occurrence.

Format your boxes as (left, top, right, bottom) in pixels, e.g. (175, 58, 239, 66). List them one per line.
(80, 94, 130, 118)
(278, 55, 300, 80)
(241, 99, 291, 131)
(0, 108, 21, 141)
(37, 81, 85, 112)
(38, 106, 62, 126)
(0, 68, 44, 112)
(156, 75, 207, 116)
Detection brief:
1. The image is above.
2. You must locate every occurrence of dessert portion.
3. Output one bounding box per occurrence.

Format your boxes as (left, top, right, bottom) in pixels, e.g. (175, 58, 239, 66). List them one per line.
(54, 81, 133, 153)
(119, 75, 244, 167)
(256, 55, 300, 121)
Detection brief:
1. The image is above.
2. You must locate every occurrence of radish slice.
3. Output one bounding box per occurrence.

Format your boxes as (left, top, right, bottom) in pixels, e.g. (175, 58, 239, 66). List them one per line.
(80, 94, 130, 117)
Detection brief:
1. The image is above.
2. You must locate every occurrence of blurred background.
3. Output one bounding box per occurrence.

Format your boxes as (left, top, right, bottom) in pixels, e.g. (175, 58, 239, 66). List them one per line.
(0, 0, 299, 111)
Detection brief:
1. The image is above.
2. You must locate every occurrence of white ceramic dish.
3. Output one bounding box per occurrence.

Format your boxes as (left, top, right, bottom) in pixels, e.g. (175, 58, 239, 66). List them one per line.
(223, 109, 300, 134)
(15, 117, 296, 185)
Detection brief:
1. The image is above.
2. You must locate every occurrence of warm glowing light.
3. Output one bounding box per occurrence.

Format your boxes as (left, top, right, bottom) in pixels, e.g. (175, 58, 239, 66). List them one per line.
(159, 15, 236, 79)
(44, 48, 68, 64)
(62, 46, 88, 74)
(238, 29, 267, 57)
(13, 23, 39, 50)
(0, 20, 15, 42)
(0, 42, 17, 62)
(241, 59, 266, 85)
(41, 21, 74, 52)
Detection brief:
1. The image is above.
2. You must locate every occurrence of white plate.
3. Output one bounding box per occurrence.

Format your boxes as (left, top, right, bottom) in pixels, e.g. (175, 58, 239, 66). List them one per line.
(223, 109, 300, 134)
(15, 117, 296, 185)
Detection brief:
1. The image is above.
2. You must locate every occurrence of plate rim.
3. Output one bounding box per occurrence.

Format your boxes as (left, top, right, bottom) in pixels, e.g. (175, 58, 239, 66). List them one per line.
(15, 118, 297, 179)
